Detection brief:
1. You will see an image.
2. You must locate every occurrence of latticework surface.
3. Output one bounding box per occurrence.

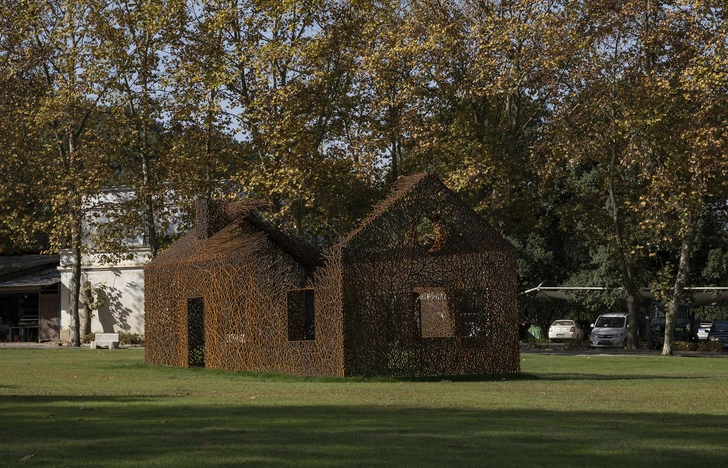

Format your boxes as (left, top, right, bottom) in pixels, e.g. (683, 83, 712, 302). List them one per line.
(337, 173, 520, 376)
(145, 174, 519, 377)
(145, 202, 344, 376)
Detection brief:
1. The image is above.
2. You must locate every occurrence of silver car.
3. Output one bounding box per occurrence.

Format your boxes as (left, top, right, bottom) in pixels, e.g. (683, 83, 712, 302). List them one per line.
(590, 313, 630, 348)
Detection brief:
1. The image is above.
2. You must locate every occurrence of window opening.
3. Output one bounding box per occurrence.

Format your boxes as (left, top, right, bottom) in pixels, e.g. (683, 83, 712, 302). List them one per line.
(288, 289, 315, 341)
(415, 216, 447, 252)
(459, 289, 488, 338)
(187, 297, 205, 367)
(414, 287, 453, 338)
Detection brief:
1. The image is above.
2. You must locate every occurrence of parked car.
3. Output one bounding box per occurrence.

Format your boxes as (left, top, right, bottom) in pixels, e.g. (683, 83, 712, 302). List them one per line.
(646, 317, 693, 350)
(708, 321, 728, 349)
(697, 321, 712, 341)
(548, 319, 588, 342)
(590, 312, 630, 348)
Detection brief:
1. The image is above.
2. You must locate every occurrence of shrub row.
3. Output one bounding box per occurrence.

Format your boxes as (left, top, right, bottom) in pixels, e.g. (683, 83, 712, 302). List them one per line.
(671, 341, 724, 352)
(526, 339, 725, 352)
(82, 332, 145, 345)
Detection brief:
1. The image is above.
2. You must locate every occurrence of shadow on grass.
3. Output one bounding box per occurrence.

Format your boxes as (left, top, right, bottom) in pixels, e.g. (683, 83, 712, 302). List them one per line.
(400, 373, 709, 382)
(188, 370, 708, 384)
(1, 395, 726, 468)
(125, 364, 708, 384)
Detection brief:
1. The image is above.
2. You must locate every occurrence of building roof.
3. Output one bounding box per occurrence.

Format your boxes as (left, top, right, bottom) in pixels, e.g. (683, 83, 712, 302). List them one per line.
(0, 267, 60, 288)
(147, 201, 323, 270)
(0, 255, 59, 277)
(0, 255, 60, 289)
(338, 173, 513, 259)
(523, 286, 728, 308)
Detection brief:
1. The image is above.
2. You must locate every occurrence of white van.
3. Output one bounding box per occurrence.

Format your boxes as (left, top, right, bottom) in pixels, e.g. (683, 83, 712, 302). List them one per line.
(590, 312, 630, 348)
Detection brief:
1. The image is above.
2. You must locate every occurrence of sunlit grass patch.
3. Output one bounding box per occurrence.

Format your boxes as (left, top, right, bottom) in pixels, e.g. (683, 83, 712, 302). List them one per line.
(1, 349, 726, 467)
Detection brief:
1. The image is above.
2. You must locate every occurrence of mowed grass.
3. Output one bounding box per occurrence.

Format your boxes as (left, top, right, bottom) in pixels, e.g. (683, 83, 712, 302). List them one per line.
(1, 349, 727, 467)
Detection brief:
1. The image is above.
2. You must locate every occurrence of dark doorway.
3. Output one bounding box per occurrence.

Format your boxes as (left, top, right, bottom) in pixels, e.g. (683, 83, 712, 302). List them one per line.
(0, 296, 19, 342)
(39, 285, 59, 341)
(187, 297, 205, 367)
(287, 289, 315, 341)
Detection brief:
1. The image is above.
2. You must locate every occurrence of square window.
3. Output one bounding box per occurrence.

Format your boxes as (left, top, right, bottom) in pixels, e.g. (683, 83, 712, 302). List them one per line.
(414, 287, 453, 338)
(458, 289, 488, 338)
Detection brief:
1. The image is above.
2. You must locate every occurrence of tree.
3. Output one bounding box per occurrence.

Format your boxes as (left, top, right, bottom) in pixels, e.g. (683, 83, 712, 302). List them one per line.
(1, 0, 117, 346)
(540, 1, 728, 353)
(0, 49, 49, 253)
(352, 0, 565, 225)
(90, 0, 187, 259)
(166, 0, 382, 244)
(540, 1, 677, 348)
(636, 1, 728, 355)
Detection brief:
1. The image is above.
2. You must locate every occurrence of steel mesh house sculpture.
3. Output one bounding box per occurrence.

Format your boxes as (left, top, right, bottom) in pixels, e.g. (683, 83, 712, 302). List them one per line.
(145, 173, 520, 376)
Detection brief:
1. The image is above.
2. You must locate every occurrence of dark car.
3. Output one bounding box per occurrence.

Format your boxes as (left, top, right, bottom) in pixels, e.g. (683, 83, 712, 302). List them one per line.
(647, 317, 692, 350)
(708, 321, 728, 349)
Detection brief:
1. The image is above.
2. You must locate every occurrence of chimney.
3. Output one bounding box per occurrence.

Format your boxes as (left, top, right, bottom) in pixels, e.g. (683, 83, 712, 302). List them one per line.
(195, 197, 211, 240)
(195, 197, 230, 239)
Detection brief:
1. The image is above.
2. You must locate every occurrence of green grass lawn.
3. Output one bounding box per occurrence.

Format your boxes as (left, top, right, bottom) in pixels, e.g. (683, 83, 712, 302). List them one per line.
(1, 349, 727, 467)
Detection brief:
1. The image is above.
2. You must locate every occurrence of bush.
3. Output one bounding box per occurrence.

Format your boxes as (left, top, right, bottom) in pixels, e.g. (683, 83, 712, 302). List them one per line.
(671, 341, 697, 351)
(118, 332, 144, 345)
(82, 333, 95, 344)
(665, 341, 725, 352)
(697, 341, 724, 352)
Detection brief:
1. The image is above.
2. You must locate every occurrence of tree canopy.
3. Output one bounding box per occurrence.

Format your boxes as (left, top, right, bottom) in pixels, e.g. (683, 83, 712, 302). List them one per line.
(1, 0, 727, 351)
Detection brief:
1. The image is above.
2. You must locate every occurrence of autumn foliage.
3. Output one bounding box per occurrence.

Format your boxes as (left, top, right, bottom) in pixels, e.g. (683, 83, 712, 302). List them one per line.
(1, 0, 727, 353)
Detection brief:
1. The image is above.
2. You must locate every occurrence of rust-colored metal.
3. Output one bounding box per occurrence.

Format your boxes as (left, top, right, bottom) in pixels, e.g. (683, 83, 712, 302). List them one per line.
(145, 173, 520, 376)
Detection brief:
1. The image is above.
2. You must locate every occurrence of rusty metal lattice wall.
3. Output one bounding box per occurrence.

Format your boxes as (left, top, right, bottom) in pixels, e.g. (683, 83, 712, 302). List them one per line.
(337, 173, 519, 376)
(145, 174, 519, 377)
(144, 201, 345, 376)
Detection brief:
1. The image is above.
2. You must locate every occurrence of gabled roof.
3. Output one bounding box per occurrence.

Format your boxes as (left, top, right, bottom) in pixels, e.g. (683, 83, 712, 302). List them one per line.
(241, 211, 323, 267)
(147, 201, 323, 270)
(338, 173, 513, 260)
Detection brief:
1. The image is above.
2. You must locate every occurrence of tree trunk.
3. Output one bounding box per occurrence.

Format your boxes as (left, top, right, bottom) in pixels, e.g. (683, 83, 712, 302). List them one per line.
(82, 278, 93, 338)
(140, 151, 159, 258)
(390, 138, 398, 182)
(69, 216, 83, 347)
(143, 193, 158, 258)
(608, 145, 640, 349)
(662, 212, 698, 356)
(623, 262, 641, 349)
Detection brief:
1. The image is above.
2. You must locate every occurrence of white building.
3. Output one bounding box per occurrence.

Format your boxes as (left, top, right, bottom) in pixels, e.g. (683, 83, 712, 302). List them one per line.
(58, 248, 148, 338)
(58, 188, 183, 343)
